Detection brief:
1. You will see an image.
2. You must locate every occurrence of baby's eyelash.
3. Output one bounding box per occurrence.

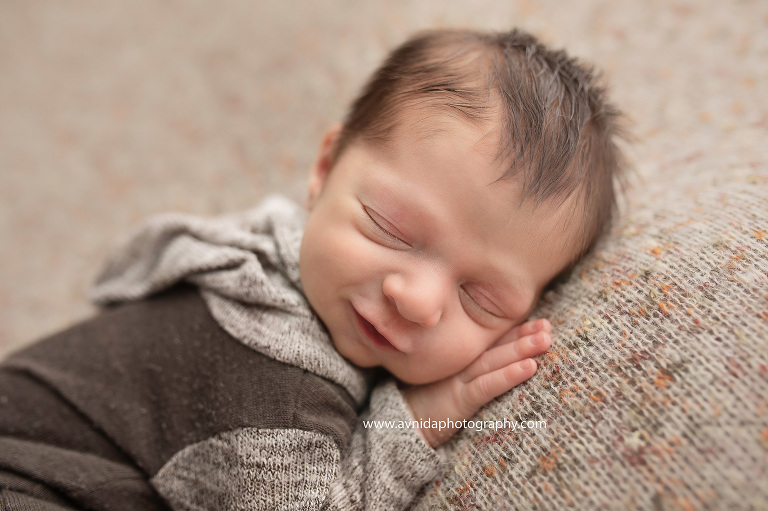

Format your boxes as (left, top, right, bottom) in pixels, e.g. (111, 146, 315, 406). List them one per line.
(460, 287, 495, 317)
(363, 207, 409, 245)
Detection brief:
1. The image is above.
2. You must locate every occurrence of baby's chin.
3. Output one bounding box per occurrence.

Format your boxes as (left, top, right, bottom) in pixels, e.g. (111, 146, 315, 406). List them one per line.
(331, 339, 380, 370)
(383, 365, 452, 386)
(331, 336, 465, 386)
(390, 374, 430, 386)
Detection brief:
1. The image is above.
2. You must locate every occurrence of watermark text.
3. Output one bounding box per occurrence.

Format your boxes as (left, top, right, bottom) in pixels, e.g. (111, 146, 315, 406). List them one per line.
(362, 418, 547, 432)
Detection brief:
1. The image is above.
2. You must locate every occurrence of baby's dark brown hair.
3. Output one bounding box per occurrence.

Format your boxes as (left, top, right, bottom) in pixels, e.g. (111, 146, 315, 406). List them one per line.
(334, 28, 627, 260)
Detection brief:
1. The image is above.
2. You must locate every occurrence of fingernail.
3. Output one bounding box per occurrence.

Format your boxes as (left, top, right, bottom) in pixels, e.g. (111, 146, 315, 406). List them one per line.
(520, 359, 536, 371)
(531, 332, 548, 346)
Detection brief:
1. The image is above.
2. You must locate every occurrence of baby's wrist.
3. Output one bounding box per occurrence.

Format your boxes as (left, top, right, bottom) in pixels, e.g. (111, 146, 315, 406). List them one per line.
(418, 420, 461, 448)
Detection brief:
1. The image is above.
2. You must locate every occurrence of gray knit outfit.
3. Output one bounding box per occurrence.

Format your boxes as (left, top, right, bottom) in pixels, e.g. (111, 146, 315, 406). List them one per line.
(0, 196, 441, 510)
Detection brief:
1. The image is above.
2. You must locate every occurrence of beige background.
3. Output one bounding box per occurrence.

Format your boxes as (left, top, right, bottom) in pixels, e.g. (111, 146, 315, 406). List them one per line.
(1, 0, 765, 356)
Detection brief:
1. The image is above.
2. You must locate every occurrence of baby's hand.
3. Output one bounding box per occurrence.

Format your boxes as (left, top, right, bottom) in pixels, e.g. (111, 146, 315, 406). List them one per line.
(402, 318, 551, 447)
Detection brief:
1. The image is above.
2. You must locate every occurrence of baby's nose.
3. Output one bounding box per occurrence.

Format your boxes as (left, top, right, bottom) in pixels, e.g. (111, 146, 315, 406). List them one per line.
(382, 273, 444, 327)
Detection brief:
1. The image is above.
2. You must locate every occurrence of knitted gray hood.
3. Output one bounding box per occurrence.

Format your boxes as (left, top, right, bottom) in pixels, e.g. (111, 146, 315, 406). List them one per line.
(89, 195, 368, 404)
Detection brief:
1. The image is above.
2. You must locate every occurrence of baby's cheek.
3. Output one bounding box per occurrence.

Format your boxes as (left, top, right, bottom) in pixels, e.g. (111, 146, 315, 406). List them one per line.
(436, 341, 487, 379)
(454, 330, 503, 368)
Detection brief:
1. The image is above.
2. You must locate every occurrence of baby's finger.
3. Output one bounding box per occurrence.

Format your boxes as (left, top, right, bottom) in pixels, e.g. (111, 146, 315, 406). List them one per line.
(493, 318, 551, 347)
(461, 359, 538, 415)
(461, 331, 550, 382)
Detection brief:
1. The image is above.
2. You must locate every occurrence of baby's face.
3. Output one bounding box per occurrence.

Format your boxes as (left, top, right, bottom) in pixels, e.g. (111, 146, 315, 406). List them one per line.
(300, 114, 581, 385)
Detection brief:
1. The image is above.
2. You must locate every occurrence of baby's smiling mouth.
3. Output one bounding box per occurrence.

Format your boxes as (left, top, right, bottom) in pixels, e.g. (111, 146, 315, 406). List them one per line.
(354, 310, 400, 352)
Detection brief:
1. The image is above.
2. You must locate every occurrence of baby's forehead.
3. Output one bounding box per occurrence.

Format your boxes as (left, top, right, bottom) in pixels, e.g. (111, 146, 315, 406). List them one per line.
(378, 107, 505, 171)
(362, 112, 587, 261)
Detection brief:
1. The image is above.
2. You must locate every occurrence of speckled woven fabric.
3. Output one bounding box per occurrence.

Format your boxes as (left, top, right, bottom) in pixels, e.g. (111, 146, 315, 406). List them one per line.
(412, 165, 767, 510)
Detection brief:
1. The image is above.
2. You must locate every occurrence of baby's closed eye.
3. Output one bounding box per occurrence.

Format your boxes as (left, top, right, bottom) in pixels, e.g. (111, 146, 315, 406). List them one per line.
(363, 206, 411, 248)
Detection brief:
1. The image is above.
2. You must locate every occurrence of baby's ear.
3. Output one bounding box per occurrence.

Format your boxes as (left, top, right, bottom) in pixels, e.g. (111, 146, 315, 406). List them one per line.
(306, 123, 342, 210)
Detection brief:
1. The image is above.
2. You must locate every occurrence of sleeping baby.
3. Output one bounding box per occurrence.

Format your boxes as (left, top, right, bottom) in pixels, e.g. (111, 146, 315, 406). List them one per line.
(0, 27, 626, 510)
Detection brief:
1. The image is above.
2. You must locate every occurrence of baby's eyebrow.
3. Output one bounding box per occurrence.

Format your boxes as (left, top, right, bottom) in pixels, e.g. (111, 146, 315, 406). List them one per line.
(360, 184, 436, 234)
